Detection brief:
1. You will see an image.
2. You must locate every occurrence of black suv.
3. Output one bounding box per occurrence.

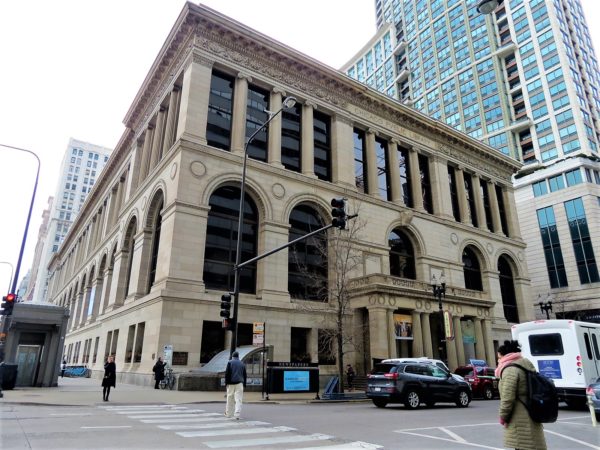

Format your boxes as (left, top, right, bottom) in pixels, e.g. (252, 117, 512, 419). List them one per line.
(366, 362, 472, 409)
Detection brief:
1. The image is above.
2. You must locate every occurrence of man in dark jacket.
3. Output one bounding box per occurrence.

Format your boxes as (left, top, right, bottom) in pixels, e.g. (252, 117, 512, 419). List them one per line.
(153, 357, 166, 389)
(225, 351, 247, 419)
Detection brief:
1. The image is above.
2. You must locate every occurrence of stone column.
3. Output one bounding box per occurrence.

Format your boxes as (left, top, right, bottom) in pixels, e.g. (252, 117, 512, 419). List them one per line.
(138, 126, 154, 182)
(502, 187, 522, 239)
(267, 88, 284, 167)
(388, 310, 397, 359)
(365, 130, 379, 197)
(474, 318, 486, 361)
(231, 73, 251, 155)
(301, 101, 316, 177)
(455, 167, 469, 224)
(483, 319, 496, 367)
(128, 229, 153, 298)
(472, 175, 488, 231)
(162, 86, 181, 156)
(368, 307, 390, 360)
(72, 291, 84, 330)
(150, 108, 167, 171)
(411, 311, 423, 356)
(430, 156, 453, 219)
(446, 333, 459, 371)
(421, 312, 433, 357)
(100, 266, 113, 315)
(257, 220, 291, 300)
(330, 115, 356, 188)
(453, 315, 465, 366)
(176, 53, 214, 143)
(409, 148, 424, 211)
(488, 181, 503, 235)
(106, 251, 128, 311)
(388, 140, 403, 205)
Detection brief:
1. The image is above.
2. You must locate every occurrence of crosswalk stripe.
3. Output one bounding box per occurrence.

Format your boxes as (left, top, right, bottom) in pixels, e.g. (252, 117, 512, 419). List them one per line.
(159, 421, 270, 430)
(116, 408, 189, 414)
(122, 409, 204, 416)
(177, 425, 296, 438)
(140, 414, 223, 423)
(204, 433, 334, 448)
(128, 413, 209, 419)
(294, 441, 384, 449)
(99, 404, 175, 409)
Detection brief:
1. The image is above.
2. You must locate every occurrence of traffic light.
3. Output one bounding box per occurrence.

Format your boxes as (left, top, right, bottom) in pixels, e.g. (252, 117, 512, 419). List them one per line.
(1, 293, 16, 316)
(331, 197, 347, 229)
(220, 293, 232, 319)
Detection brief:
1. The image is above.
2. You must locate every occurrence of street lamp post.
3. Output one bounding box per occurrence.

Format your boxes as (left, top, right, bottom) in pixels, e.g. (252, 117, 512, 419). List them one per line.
(229, 96, 297, 357)
(431, 273, 446, 363)
(477, 0, 503, 14)
(538, 294, 553, 320)
(0, 144, 41, 296)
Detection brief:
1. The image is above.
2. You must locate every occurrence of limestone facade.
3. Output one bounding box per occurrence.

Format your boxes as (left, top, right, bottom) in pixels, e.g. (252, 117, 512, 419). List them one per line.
(47, 3, 531, 384)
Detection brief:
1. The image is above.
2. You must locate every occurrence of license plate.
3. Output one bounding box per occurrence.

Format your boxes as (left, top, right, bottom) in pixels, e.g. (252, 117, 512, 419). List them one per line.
(374, 387, 381, 392)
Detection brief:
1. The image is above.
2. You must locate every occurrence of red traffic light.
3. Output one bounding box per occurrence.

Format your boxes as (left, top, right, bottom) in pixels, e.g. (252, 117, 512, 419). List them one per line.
(5, 293, 15, 302)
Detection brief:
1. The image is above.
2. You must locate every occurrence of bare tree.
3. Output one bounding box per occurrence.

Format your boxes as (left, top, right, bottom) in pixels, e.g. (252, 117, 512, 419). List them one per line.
(291, 204, 367, 393)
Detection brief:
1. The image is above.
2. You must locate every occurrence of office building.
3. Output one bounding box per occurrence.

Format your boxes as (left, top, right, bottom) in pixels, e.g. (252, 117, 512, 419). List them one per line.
(48, 3, 530, 385)
(30, 138, 112, 303)
(344, 0, 600, 321)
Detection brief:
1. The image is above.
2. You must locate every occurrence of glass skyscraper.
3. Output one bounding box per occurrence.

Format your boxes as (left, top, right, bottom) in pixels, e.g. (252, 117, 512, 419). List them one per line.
(344, 0, 600, 321)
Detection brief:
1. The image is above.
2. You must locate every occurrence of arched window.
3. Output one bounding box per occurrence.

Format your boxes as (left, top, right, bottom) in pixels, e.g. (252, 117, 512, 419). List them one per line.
(498, 255, 519, 323)
(147, 196, 164, 292)
(203, 186, 258, 293)
(288, 204, 327, 301)
(463, 246, 483, 291)
(389, 228, 416, 279)
(123, 218, 137, 299)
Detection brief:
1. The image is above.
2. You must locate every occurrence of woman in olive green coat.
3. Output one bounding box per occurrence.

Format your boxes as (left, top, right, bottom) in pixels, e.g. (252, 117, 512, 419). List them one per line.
(496, 340, 547, 450)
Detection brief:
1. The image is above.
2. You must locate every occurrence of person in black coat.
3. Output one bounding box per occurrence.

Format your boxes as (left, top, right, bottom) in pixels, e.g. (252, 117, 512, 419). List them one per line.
(102, 355, 116, 401)
(152, 357, 166, 389)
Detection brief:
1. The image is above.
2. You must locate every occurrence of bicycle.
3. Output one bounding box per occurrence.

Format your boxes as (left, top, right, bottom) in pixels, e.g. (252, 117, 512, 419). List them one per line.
(159, 367, 175, 390)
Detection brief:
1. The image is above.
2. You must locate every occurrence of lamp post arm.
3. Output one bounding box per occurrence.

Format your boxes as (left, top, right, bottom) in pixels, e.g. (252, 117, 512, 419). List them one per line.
(0, 262, 14, 294)
(1, 144, 41, 296)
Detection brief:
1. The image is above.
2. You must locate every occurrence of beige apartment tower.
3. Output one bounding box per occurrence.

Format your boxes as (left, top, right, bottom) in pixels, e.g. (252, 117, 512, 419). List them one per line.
(48, 3, 531, 385)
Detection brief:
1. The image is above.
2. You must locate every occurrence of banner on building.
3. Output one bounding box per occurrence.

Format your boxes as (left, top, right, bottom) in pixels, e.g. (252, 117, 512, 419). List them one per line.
(394, 313, 413, 340)
(444, 310, 454, 340)
(461, 319, 476, 344)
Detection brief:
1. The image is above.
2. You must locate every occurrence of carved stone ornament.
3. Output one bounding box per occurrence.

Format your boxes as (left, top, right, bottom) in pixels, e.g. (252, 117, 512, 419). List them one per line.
(450, 233, 459, 245)
(272, 183, 285, 199)
(190, 161, 207, 178)
(486, 243, 493, 254)
(170, 162, 178, 180)
(398, 210, 413, 226)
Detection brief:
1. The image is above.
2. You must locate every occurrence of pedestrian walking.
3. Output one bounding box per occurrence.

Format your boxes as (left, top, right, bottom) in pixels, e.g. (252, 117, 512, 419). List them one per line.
(61, 359, 67, 378)
(346, 364, 356, 391)
(495, 340, 547, 450)
(153, 356, 166, 389)
(225, 351, 247, 419)
(102, 355, 116, 402)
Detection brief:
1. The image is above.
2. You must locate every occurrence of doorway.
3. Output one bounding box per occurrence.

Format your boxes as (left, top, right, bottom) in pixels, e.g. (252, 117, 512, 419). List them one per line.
(16, 345, 42, 386)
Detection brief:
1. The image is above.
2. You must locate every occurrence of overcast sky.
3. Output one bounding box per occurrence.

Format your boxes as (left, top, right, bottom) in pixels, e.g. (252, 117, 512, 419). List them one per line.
(1, 0, 599, 294)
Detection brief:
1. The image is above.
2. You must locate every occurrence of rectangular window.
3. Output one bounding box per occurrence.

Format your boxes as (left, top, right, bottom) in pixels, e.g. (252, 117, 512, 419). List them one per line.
(206, 71, 234, 150)
(318, 329, 335, 365)
(246, 84, 270, 162)
(448, 166, 461, 221)
(172, 352, 188, 366)
(313, 111, 331, 182)
(537, 207, 568, 288)
(104, 331, 113, 361)
(532, 180, 548, 197)
(548, 174, 565, 192)
(564, 198, 600, 284)
(375, 138, 391, 201)
(529, 333, 564, 356)
(281, 103, 302, 172)
(495, 185, 509, 235)
(419, 154, 433, 213)
(110, 329, 119, 359)
(565, 169, 582, 186)
(353, 129, 367, 193)
(398, 146, 412, 207)
(92, 337, 99, 364)
(481, 182, 494, 231)
(125, 325, 135, 363)
(134, 322, 145, 363)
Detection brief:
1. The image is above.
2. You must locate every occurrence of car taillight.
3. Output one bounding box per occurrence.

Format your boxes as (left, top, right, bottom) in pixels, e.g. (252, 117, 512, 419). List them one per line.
(586, 386, 595, 396)
(384, 372, 399, 380)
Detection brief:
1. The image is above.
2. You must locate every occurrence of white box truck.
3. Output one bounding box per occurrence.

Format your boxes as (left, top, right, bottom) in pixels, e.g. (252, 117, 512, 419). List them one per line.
(512, 320, 600, 407)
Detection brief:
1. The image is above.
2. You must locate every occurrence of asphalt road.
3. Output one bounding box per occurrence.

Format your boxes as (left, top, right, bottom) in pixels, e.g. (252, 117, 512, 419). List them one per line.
(1, 399, 598, 449)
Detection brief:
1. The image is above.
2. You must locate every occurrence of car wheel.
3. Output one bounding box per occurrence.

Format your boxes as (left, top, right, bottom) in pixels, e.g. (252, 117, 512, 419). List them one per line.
(404, 390, 421, 409)
(372, 399, 387, 408)
(456, 389, 470, 407)
(483, 386, 494, 400)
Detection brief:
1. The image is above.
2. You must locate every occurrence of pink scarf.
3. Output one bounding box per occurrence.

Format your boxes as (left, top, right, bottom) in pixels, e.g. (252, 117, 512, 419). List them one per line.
(495, 352, 522, 378)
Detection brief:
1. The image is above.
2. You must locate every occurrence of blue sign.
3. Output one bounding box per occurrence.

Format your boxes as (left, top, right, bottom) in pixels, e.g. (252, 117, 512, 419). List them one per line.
(283, 370, 310, 391)
(537, 360, 562, 379)
(469, 359, 488, 367)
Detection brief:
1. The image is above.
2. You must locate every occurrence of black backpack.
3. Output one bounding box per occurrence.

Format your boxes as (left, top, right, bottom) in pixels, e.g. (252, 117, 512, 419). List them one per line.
(502, 363, 558, 424)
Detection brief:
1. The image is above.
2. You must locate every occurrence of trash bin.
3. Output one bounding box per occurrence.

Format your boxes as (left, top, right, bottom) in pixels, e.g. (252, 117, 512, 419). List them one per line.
(0, 363, 18, 390)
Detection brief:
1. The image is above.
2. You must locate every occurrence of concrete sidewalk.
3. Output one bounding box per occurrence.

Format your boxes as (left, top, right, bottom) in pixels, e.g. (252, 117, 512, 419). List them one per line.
(0, 376, 324, 407)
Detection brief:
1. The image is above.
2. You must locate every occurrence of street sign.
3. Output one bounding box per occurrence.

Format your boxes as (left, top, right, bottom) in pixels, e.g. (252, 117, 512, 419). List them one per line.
(253, 322, 265, 347)
(163, 344, 173, 367)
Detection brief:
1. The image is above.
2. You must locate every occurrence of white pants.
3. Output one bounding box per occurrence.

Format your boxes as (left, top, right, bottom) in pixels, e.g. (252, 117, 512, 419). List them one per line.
(225, 383, 244, 418)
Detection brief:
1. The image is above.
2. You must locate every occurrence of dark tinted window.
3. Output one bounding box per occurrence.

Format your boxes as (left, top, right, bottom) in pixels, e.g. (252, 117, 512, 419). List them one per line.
(455, 367, 474, 377)
(584, 333, 593, 360)
(372, 363, 398, 374)
(529, 333, 564, 356)
(281, 103, 302, 172)
(206, 71, 234, 150)
(246, 85, 270, 162)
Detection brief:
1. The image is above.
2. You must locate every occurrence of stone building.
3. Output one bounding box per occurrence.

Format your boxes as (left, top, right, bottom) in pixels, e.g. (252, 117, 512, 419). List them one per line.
(47, 3, 530, 384)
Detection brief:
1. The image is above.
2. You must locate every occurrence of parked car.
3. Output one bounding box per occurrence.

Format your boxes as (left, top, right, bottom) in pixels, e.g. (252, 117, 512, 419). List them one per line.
(587, 377, 600, 420)
(366, 362, 472, 409)
(454, 364, 499, 399)
(382, 357, 464, 381)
